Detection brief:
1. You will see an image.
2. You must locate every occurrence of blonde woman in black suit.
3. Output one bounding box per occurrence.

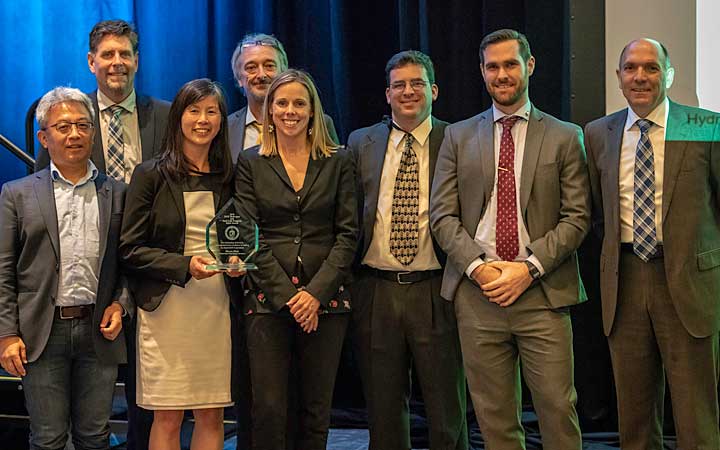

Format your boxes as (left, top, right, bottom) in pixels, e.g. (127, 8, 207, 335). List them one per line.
(234, 69, 357, 450)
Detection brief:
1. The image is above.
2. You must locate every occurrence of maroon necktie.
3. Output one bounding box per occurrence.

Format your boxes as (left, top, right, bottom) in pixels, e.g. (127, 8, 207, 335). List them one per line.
(496, 115, 521, 261)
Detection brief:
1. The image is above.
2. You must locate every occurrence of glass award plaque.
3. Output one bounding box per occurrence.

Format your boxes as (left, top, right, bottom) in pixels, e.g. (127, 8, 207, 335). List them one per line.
(205, 198, 259, 271)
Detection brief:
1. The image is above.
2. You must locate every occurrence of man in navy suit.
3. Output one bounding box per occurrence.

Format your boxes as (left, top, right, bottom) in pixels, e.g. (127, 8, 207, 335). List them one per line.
(0, 87, 131, 450)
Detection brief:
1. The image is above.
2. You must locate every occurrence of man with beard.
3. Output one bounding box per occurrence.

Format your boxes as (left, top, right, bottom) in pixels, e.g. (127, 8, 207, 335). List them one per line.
(228, 33, 337, 162)
(35, 19, 170, 450)
(429, 29, 589, 449)
(585, 38, 720, 450)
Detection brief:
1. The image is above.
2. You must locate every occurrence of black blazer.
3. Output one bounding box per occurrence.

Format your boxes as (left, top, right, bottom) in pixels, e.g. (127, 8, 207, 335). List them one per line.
(347, 117, 449, 266)
(119, 159, 234, 311)
(234, 146, 358, 313)
(35, 92, 170, 173)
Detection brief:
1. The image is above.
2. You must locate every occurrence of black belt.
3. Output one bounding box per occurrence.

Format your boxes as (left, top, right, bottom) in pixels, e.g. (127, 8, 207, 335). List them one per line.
(620, 243, 664, 259)
(366, 267, 442, 285)
(56, 305, 93, 319)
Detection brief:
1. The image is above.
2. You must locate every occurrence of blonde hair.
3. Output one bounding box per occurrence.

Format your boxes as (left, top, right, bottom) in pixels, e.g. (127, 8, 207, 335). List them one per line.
(259, 69, 338, 159)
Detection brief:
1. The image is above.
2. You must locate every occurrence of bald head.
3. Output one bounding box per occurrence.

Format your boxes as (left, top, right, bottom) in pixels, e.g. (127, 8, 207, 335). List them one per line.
(619, 38, 671, 71)
(616, 38, 673, 117)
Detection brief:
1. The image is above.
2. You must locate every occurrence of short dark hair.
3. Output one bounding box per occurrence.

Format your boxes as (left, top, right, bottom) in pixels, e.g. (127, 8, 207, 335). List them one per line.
(479, 29, 532, 66)
(158, 79, 233, 183)
(385, 50, 436, 85)
(89, 20, 139, 54)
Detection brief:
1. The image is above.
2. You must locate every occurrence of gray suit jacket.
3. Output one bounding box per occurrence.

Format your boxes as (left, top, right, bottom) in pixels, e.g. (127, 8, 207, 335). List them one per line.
(228, 106, 339, 163)
(35, 92, 170, 173)
(347, 117, 448, 266)
(585, 101, 720, 337)
(430, 105, 590, 308)
(0, 169, 131, 363)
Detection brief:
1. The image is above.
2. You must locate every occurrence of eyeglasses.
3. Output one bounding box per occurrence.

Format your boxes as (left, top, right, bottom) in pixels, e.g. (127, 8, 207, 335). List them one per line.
(42, 121, 94, 135)
(241, 39, 278, 49)
(389, 79, 430, 92)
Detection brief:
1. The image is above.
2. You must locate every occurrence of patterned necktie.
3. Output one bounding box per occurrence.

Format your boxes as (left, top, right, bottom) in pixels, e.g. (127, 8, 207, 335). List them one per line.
(106, 105, 125, 181)
(496, 115, 521, 261)
(390, 132, 419, 265)
(250, 121, 263, 146)
(633, 119, 658, 262)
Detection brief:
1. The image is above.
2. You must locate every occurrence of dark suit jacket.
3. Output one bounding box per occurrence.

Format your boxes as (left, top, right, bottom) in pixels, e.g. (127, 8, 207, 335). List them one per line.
(119, 159, 235, 311)
(228, 106, 339, 163)
(585, 101, 720, 337)
(0, 169, 130, 363)
(35, 92, 170, 173)
(234, 146, 358, 313)
(347, 117, 448, 266)
(430, 105, 591, 308)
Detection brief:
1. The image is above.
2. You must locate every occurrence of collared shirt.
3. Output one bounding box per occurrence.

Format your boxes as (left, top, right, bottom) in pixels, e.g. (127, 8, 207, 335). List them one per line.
(244, 107, 261, 150)
(619, 97, 668, 243)
(97, 89, 142, 183)
(466, 101, 545, 277)
(363, 114, 441, 271)
(50, 160, 100, 307)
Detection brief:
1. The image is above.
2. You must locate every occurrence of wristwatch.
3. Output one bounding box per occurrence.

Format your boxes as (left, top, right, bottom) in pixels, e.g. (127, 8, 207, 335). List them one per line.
(524, 260, 541, 280)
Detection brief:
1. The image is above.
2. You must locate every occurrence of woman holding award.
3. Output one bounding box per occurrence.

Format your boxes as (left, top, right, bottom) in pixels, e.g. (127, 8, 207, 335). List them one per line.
(234, 69, 357, 450)
(120, 78, 239, 450)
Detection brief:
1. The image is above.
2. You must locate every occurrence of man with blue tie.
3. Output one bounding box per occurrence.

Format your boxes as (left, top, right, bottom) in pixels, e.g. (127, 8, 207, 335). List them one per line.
(585, 38, 720, 450)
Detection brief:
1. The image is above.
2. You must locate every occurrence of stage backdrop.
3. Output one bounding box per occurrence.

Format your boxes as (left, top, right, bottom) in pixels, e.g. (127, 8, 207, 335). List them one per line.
(0, 0, 571, 185)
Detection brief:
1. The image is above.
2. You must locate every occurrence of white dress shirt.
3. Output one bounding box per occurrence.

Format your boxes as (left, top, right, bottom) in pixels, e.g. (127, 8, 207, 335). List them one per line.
(466, 101, 545, 277)
(363, 115, 441, 271)
(97, 89, 142, 183)
(244, 107, 261, 150)
(619, 97, 668, 243)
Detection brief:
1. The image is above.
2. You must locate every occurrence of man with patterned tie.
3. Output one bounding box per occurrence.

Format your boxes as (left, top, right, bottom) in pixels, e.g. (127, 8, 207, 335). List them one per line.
(585, 38, 720, 450)
(430, 29, 589, 449)
(34, 20, 170, 450)
(349, 50, 467, 450)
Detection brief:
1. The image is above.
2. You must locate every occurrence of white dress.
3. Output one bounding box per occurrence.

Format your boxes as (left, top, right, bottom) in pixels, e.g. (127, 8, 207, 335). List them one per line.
(137, 189, 232, 410)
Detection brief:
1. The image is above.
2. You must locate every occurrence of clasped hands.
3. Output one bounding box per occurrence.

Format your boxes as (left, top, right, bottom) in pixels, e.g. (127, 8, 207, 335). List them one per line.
(287, 290, 320, 334)
(0, 301, 125, 377)
(471, 261, 533, 307)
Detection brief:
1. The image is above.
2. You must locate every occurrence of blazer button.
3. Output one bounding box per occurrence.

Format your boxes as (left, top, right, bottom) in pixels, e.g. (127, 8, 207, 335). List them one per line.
(294, 236, 301, 244)
(293, 214, 300, 221)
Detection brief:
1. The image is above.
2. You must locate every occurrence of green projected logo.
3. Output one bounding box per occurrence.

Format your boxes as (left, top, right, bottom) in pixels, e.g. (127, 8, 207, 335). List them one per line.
(666, 107, 720, 142)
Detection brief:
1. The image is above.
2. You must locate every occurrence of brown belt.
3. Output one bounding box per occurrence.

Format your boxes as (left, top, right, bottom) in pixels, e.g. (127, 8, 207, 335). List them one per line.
(57, 305, 93, 319)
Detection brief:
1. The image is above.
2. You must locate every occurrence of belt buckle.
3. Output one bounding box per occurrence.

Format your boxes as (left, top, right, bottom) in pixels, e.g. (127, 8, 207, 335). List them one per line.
(59, 306, 74, 320)
(396, 271, 413, 285)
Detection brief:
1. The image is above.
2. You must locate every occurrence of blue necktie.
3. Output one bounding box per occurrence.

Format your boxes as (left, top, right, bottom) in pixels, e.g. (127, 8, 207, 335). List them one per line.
(633, 119, 658, 262)
(106, 105, 125, 181)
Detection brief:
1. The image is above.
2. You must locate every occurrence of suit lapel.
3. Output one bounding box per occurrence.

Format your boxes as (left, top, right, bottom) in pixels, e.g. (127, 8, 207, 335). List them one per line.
(90, 92, 107, 173)
(477, 110, 495, 208)
(605, 110, 626, 239)
(661, 102, 687, 223)
(267, 155, 295, 191)
(302, 156, 323, 199)
(137, 94, 156, 163)
(428, 117, 444, 187)
(33, 170, 60, 262)
(164, 173, 187, 231)
(363, 124, 391, 250)
(95, 174, 112, 263)
(519, 106, 545, 212)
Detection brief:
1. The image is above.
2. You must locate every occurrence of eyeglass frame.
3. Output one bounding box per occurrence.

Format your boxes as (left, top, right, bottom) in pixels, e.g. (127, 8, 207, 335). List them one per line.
(41, 121, 95, 135)
(388, 79, 431, 92)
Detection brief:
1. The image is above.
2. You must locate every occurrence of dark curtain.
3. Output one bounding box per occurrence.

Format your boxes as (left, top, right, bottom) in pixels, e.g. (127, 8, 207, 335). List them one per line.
(0, 0, 614, 437)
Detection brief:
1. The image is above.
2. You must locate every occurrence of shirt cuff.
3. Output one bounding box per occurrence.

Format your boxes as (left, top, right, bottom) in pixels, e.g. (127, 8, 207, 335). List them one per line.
(465, 257, 486, 278)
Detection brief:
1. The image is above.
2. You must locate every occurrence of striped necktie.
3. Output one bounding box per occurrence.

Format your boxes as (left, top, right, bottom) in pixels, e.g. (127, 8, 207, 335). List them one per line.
(633, 118, 658, 261)
(106, 105, 125, 181)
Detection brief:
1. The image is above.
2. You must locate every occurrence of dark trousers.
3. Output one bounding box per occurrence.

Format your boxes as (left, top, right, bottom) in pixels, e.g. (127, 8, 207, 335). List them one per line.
(232, 308, 253, 450)
(123, 316, 153, 450)
(245, 312, 349, 450)
(609, 251, 720, 450)
(352, 270, 468, 450)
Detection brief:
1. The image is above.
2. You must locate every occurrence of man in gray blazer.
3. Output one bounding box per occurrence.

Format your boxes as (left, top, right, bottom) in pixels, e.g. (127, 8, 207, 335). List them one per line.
(348, 50, 467, 450)
(228, 33, 337, 162)
(585, 38, 720, 450)
(0, 87, 130, 450)
(430, 29, 589, 449)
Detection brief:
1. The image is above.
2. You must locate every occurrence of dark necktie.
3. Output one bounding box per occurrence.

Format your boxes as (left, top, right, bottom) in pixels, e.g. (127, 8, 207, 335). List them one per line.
(633, 118, 658, 261)
(389, 132, 419, 265)
(496, 115, 521, 261)
(106, 105, 125, 181)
